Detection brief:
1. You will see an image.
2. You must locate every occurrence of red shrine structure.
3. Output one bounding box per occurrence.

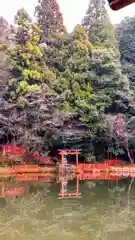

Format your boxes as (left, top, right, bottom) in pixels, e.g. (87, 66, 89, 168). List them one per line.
(58, 149, 81, 172)
(58, 149, 81, 198)
(58, 175, 81, 199)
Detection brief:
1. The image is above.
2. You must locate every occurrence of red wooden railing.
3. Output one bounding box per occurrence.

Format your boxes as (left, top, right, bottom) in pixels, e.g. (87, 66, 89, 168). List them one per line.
(2, 144, 25, 156)
(77, 159, 121, 172)
(105, 159, 120, 165)
(1, 145, 55, 165)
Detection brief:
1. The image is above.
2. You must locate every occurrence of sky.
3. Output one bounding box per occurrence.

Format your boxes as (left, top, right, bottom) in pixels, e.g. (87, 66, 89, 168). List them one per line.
(0, 0, 135, 32)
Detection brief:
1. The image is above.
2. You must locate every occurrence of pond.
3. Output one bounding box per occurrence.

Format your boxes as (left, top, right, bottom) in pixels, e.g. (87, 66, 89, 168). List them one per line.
(0, 177, 134, 240)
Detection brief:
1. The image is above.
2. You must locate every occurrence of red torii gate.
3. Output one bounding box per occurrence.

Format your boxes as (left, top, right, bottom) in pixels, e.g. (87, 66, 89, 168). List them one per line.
(58, 149, 81, 169)
(58, 149, 81, 198)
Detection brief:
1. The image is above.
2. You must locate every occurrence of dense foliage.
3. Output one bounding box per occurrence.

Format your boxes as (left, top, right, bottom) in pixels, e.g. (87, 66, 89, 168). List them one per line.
(0, 0, 135, 161)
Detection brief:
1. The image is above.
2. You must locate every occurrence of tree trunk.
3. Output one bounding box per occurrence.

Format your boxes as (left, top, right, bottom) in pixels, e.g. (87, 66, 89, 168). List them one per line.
(127, 148, 133, 164)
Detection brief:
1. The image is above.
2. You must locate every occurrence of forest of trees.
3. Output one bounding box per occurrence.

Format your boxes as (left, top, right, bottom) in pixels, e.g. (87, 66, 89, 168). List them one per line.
(0, 0, 135, 162)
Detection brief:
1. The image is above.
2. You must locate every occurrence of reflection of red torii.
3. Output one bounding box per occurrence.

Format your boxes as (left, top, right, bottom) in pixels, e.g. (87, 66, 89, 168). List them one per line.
(57, 171, 120, 199)
(58, 175, 81, 199)
(58, 149, 81, 198)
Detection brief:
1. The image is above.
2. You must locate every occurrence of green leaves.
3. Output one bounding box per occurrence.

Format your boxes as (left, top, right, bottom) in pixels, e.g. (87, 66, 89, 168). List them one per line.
(0, 0, 133, 159)
(7, 8, 57, 100)
(14, 8, 32, 25)
(82, 0, 117, 47)
(22, 69, 42, 81)
(116, 16, 135, 93)
(52, 25, 105, 131)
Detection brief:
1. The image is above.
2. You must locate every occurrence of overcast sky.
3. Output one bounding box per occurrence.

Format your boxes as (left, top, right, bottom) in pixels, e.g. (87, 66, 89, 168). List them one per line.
(0, 0, 135, 32)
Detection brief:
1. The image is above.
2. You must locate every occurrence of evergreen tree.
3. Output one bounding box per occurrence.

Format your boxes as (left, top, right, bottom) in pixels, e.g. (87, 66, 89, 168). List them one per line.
(0, 17, 9, 44)
(6, 8, 56, 102)
(35, 0, 67, 43)
(82, 0, 131, 114)
(90, 45, 131, 114)
(0, 3, 134, 159)
(82, 0, 117, 47)
(116, 16, 135, 150)
(35, 0, 68, 85)
(116, 16, 135, 92)
(56, 25, 105, 132)
(0, 17, 12, 93)
(1, 8, 65, 153)
(81, 0, 133, 158)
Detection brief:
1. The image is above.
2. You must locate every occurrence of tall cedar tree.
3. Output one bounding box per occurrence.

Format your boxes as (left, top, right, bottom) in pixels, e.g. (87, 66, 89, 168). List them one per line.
(35, 0, 68, 87)
(56, 25, 106, 133)
(2, 9, 65, 153)
(82, 0, 116, 47)
(35, 0, 67, 43)
(90, 45, 131, 114)
(81, 0, 133, 159)
(6, 8, 56, 102)
(82, 0, 131, 114)
(116, 17, 135, 92)
(0, 17, 12, 92)
(116, 17, 135, 149)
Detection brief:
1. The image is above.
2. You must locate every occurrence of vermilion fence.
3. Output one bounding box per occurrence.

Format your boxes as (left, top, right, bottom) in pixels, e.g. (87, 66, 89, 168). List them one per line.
(105, 159, 120, 165)
(2, 144, 25, 156)
(1, 145, 54, 165)
(77, 159, 121, 172)
(1, 144, 122, 167)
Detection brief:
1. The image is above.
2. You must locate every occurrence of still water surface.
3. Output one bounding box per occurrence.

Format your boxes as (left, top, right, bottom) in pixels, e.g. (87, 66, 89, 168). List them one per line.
(0, 178, 135, 240)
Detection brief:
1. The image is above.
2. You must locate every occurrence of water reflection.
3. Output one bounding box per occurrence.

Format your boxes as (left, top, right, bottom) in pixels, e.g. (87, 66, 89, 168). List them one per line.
(0, 173, 135, 239)
(0, 172, 131, 199)
(58, 175, 81, 198)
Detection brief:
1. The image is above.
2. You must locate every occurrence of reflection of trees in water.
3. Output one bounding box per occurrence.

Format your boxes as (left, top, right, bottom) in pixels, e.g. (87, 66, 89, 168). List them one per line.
(28, 182, 52, 196)
(0, 179, 135, 240)
(105, 178, 135, 234)
(0, 185, 53, 239)
(80, 179, 135, 238)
